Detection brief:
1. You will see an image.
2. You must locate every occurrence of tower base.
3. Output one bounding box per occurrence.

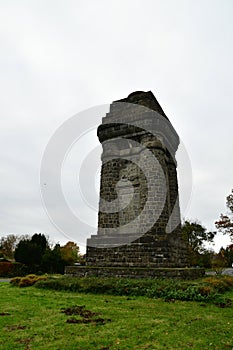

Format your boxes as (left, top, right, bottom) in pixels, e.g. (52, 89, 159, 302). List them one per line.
(65, 266, 205, 280)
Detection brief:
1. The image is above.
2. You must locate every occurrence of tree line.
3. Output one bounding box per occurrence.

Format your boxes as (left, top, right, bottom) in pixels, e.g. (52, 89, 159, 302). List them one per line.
(181, 220, 233, 269)
(0, 234, 83, 274)
(181, 188, 233, 269)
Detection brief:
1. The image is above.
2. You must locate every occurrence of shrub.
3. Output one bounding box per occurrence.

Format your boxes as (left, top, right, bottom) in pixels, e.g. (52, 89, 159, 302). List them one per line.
(10, 274, 47, 287)
(10, 276, 22, 286)
(35, 275, 233, 305)
(12, 262, 28, 276)
(198, 286, 212, 296)
(0, 262, 14, 277)
(0, 262, 27, 277)
(203, 276, 233, 293)
(27, 274, 38, 279)
(19, 277, 35, 287)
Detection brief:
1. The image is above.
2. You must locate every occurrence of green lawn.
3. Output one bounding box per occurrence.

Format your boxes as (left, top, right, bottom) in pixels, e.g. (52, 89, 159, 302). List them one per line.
(0, 282, 232, 350)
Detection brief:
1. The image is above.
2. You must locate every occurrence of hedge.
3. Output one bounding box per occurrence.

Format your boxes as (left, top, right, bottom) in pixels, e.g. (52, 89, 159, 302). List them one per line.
(0, 262, 27, 277)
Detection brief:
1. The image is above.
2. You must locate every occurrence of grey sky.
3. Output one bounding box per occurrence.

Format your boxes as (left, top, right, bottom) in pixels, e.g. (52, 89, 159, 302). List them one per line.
(0, 0, 233, 253)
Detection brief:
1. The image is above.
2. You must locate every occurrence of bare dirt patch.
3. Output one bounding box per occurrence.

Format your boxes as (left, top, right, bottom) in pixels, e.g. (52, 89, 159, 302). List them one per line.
(61, 305, 111, 325)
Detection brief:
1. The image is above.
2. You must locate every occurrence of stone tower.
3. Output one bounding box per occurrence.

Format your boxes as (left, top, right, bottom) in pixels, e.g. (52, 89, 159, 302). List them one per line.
(86, 91, 188, 268)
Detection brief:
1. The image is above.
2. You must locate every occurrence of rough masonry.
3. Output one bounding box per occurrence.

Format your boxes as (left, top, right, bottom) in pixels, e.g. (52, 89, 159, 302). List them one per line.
(86, 91, 188, 268)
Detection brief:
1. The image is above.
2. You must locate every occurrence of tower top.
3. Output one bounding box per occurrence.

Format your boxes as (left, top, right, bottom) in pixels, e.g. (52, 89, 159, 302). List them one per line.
(115, 90, 168, 120)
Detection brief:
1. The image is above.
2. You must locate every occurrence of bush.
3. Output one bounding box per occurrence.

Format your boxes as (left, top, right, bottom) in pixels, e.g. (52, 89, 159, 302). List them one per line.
(203, 276, 233, 293)
(0, 262, 27, 277)
(10, 274, 47, 287)
(0, 262, 14, 276)
(10, 276, 22, 286)
(34, 275, 233, 305)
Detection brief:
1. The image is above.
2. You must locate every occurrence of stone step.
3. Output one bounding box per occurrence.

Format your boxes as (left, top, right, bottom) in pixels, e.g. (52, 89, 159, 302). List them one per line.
(88, 232, 140, 239)
(87, 234, 140, 247)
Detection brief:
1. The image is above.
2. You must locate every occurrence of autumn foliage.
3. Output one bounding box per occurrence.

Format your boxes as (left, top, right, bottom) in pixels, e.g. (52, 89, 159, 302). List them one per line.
(215, 189, 233, 240)
(0, 262, 26, 277)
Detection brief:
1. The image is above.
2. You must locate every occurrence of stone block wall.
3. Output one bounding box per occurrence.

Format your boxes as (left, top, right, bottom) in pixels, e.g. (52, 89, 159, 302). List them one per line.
(65, 266, 205, 280)
(86, 91, 188, 268)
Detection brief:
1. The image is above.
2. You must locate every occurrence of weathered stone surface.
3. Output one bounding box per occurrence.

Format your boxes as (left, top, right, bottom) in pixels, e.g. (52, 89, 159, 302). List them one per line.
(86, 91, 189, 269)
(65, 266, 205, 280)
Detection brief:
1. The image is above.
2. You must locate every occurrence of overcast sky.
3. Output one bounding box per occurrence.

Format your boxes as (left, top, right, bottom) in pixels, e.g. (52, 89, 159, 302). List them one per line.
(0, 0, 233, 253)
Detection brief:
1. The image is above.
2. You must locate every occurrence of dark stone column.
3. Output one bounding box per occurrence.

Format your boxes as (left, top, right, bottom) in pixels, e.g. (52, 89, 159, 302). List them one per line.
(86, 91, 188, 267)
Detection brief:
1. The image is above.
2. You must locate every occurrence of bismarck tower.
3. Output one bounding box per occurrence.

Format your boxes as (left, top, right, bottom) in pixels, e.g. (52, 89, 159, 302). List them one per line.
(86, 91, 189, 269)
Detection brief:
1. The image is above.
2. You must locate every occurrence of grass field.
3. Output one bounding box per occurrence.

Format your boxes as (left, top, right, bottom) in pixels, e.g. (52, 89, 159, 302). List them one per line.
(0, 282, 233, 350)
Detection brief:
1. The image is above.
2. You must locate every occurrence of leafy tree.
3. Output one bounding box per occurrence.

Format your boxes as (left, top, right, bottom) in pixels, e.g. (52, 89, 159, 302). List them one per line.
(226, 244, 233, 266)
(60, 241, 81, 265)
(14, 238, 35, 270)
(197, 249, 215, 268)
(31, 233, 48, 250)
(0, 234, 19, 260)
(41, 241, 83, 274)
(215, 189, 233, 241)
(14, 234, 83, 274)
(219, 244, 233, 267)
(14, 234, 49, 273)
(181, 220, 216, 253)
(181, 220, 216, 267)
(211, 247, 228, 274)
(41, 244, 66, 274)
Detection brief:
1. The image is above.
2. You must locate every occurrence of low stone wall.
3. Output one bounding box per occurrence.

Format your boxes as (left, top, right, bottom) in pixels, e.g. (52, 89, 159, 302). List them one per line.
(65, 266, 205, 279)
